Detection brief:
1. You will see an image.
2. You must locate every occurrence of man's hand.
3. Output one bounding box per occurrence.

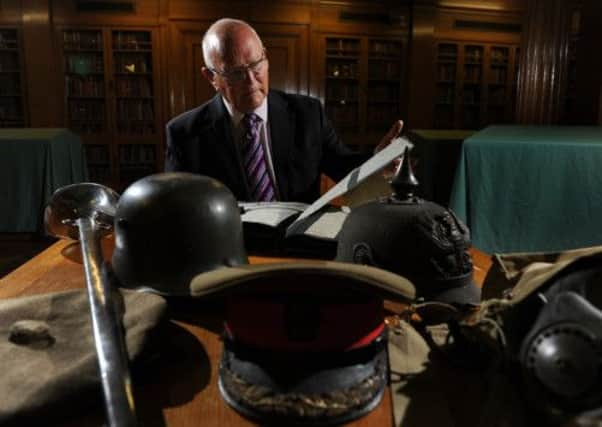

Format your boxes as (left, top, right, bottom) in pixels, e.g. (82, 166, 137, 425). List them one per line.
(374, 119, 404, 154)
(374, 119, 404, 177)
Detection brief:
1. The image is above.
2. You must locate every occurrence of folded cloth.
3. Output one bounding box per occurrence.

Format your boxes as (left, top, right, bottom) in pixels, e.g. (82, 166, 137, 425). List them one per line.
(0, 288, 166, 426)
(482, 245, 602, 301)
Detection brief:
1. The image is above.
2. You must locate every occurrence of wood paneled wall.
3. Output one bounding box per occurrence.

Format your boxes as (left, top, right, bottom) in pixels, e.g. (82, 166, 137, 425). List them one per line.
(515, 0, 571, 124)
(3, 0, 535, 136)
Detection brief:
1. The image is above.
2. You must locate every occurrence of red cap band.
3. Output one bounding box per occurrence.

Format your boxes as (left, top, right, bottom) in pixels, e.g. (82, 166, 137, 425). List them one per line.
(224, 296, 384, 352)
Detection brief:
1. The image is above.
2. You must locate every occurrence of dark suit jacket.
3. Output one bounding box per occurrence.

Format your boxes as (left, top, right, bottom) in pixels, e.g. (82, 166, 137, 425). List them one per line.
(165, 90, 367, 203)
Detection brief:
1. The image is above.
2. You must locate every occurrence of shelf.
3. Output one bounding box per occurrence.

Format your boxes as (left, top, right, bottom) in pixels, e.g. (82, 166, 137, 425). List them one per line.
(323, 35, 404, 145)
(369, 56, 402, 61)
(67, 96, 105, 99)
(326, 76, 359, 81)
(113, 49, 152, 53)
(116, 96, 154, 100)
(114, 72, 152, 76)
(0, 29, 26, 127)
(64, 48, 103, 53)
(61, 28, 159, 188)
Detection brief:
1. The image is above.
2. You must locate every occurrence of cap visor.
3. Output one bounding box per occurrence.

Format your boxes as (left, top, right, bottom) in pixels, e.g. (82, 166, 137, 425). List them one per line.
(190, 261, 415, 301)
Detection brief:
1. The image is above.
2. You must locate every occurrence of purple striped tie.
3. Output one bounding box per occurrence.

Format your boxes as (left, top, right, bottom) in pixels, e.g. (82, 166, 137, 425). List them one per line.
(242, 113, 276, 202)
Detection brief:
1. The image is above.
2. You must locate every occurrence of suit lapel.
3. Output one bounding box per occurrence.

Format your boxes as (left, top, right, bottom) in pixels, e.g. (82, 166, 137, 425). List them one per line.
(205, 95, 250, 199)
(268, 91, 294, 200)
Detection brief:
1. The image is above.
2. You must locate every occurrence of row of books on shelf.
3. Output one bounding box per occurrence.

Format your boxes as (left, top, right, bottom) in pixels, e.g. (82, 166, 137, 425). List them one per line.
(116, 99, 154, 121)
(436, 87, 455, 104)
(63, 31, 102, 50)
(69, 100, 106, 121)
(367, 84, 399, 100)
(488, 87, 507, 105)
(0, 75, 20, 93)
(489, 68, 508, 84)
(115, 76, 152, 97)
(66, 55, 104, 75)
(87, 165, 157, 186)
(326, 105, 358, 124)
(86, 145, 157, 166)
(464, 48, 483, 63)
(0, 31, 18, 50)
(463, 67, 482, 82)
(438, 64, 456, 81)
(72, 122, 104, 134)
(85, 145, 110, 164)
(369, 42, 402, 57)
(0, 99, 23, 120)
(327, 62, 358, 79)
(367, 105, 400, 124)
(0, 54, 19, 71)
(116, 122, 156, 135)
(88, 165, 111, 183)
(66, 75, 104, 97)
(368, 62, 400, 80)
(119, 144, 156, 163)
(462, 88, 481, 104)
(113, 32, 151, 51)
(438, 44, 457, 58)
(490, 49, 509, 64)
(114, 54, 151, 73)
(326, 83, 358, 100)
(326, 39, 359, 54)
(120, 165, 157, 186)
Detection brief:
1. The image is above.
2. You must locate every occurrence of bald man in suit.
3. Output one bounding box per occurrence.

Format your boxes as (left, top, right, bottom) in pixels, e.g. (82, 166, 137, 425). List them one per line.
(165, 18, 403, 203)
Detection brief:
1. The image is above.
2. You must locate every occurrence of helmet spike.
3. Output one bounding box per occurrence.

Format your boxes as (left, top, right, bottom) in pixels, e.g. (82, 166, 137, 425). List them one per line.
(390, 146, 419, 200)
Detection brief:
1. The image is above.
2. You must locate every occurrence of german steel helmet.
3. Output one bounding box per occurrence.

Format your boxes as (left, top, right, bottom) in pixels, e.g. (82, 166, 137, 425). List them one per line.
(112, 172, 248, 295)
(336, 148, 480, 305)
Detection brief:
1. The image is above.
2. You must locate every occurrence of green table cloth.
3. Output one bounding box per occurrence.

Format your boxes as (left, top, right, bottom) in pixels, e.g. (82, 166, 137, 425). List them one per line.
(0, 129, 88, 232)
(449, 125, 602, 254)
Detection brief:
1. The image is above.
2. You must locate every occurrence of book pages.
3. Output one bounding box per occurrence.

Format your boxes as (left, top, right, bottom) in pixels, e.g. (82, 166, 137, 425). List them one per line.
(239, 201, 308, 227)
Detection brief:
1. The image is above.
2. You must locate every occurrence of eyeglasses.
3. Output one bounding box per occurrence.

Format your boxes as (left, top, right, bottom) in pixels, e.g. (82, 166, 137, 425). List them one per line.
(210, 50, 267, 84)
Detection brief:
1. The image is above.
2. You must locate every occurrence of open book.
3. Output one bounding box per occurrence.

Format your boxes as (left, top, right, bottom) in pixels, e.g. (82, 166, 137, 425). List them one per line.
(239, 136, 413, 258)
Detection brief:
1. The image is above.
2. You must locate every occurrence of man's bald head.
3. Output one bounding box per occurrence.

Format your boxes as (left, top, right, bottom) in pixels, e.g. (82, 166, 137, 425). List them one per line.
(200, 18, 269, 113)
(202, 18, 263, 70)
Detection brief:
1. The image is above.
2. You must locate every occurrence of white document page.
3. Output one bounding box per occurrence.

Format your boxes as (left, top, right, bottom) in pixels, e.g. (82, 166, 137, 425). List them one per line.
(288, 136, 413, 229)
(303, 208, 350, 239)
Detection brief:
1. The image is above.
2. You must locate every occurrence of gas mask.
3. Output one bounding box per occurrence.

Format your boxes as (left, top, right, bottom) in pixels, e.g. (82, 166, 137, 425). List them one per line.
(518, 256, 602, 424)
(461, 249, 602, 426)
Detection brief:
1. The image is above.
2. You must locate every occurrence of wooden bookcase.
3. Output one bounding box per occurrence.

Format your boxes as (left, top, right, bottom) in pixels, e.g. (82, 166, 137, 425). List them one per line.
(434, 40, 519, 129)
(321, 35, 404, 150)
(0, 28, 27, 128)
(61, 27, 160, 190)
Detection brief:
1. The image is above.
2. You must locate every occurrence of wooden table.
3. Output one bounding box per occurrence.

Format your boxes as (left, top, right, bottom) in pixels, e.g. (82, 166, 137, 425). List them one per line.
(0, 238, 491, 427)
